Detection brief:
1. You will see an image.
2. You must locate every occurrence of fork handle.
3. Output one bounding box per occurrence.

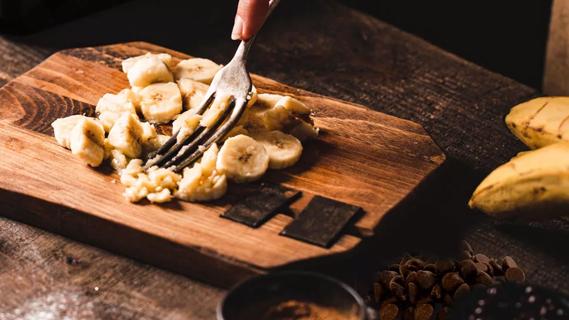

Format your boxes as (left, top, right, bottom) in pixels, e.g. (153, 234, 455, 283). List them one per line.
(233, 0, 281, 63)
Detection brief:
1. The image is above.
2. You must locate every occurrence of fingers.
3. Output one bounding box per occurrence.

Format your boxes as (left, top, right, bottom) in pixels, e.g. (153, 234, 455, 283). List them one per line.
(232, 0, 270, 40)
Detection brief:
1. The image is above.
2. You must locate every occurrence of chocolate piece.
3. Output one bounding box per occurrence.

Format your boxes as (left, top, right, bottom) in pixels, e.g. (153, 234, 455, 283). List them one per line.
(453, 283, 470, 300)
(441, 272, 464, 292)
(221, 183, 300, 227)
(416, 270, 436, 290)
(459, 259, 477, 279)
(408, 282, 418, 304)
(502, 256, 519, 269)
(415, 303, 434, 320)
(505, 267, 526, 283)
(377, 271, 400, 288)
(280, 195, 361, 248)
(474, 253, 490, 264)
(476, 271, 496, 286)
(435, 259, 455, 274)
(379, 303, 399, 320)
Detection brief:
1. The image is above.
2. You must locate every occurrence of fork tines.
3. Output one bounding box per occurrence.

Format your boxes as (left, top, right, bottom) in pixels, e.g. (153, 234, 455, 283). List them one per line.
(144, 95, 248, 173)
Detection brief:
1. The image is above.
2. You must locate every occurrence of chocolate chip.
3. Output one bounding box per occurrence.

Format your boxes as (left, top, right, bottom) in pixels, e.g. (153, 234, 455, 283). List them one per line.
(435, 259, 455, 274)
(505, 267, 526, 283)
(459, 259, 477, 279)
(453, 283, 470, 300)
(474, 261, 489, 274)
(474, 253, 490, 264)
(415, 303, 434, 320)
(489, 259, 503, 275)
(502, 256, 519, 269)
(379, 303, 399, 320)
(408, 282, 418, 304)
(416, 270, 437, 290)
(476, 271, 496, 286)
(441, 272, 464, 292)
(378, 271, 399, 287)
(390, 280, 406, 301)
(406, 271, 418, 284)
(424, 263, 437, 273)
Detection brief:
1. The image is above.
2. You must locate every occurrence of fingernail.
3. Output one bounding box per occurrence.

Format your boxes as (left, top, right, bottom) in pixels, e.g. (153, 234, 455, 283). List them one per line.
(231, 16, 243, 40)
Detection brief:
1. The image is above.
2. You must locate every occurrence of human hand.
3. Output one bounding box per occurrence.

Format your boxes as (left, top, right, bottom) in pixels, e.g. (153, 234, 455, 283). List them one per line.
(231, 0, 270, 41)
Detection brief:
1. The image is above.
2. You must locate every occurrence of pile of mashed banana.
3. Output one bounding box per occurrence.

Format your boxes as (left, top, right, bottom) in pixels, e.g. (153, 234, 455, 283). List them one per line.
(51, 53, 318, 203)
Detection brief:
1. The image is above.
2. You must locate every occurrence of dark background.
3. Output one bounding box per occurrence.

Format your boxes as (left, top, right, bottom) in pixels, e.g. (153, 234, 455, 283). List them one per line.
(0, 0, 553, 89)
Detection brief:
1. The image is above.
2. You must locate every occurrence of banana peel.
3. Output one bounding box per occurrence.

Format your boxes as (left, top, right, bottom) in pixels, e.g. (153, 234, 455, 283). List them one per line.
(506, 97, 569, 149)
(469, 142, 569, 220)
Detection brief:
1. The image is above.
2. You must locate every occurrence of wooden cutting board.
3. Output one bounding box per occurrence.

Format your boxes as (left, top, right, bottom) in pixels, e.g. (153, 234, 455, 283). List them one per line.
(0, 42, 444, 287)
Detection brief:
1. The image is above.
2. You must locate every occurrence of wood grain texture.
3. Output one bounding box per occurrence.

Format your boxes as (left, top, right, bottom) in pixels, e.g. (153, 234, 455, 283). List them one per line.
(0, 41, 442, 285)
(1, 0, 567, 318)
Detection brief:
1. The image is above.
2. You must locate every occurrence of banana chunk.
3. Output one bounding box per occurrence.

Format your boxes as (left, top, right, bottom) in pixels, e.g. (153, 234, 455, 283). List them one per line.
(251, 131, 303, 169)
(506, 97, 569, 149)
(288, 120, 319, 141)
(176, 144, 227, 202)
(174, 58, 221, 84)
(177, 78, 209, 110)
(107, 113, 145, 158)
(469, 142, 569, 219)
(201, 94, 232, 128)
(243, 93, 294, 131)
(277, 96, 311, 115)
(120, 159, 181, 203)
(96, 89, 138, 131)
(69, 117, 106, 167)
(122, 53, 173, 88)
(52, 115, 90, 149)
(172, 111, 202, 142)
(139, 82, 183, 123)
(217, 135, 269, 182)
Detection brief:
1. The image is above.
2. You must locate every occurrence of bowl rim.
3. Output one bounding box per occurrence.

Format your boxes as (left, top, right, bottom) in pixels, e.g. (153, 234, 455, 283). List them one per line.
(216, 270, 367, 320)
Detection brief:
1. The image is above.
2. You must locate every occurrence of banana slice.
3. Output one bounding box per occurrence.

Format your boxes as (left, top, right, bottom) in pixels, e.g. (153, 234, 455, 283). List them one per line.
(52, 115, 89, 148)
(174, 58, 221, 84)
(277, 96, 311, 115)
(109, 149, 129, 171)
(176, 144, 227, 202)
(122, 53, 173, 88)
(288, 120, 319, 141)
(173, 111, 202, 142)
(251, 130, 303, 169)
(96, 89, 138, 132)
(177, 78, 210, 110)
(139, 82, 183, 123)
(69, 117, 106, 167)
(107, 113, 145, 158)
(200, 94, 232, 128)
(217, 135, 269, 182)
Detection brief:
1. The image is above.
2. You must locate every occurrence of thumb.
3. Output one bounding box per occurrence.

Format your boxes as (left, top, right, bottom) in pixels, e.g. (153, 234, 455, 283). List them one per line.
(232, 0, 269, 40)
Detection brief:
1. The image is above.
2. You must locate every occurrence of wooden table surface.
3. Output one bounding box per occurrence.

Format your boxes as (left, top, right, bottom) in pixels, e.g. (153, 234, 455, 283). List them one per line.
(1, 0, 568, 319)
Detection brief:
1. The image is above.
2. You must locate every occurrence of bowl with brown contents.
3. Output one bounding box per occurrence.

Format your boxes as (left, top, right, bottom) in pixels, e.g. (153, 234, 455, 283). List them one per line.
(217, 271, 366, 320)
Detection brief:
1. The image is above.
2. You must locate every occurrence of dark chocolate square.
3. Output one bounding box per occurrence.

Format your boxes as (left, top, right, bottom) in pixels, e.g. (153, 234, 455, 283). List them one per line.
(221, 183, 300, 228)
(280, 196, 361, 248)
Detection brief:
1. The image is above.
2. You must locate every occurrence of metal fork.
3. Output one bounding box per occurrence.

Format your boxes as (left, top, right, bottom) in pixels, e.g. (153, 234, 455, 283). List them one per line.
(144, 0, 281, 173)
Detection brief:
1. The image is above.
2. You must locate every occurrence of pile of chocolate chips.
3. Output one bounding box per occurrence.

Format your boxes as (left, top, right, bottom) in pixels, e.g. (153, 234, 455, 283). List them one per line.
(366, 241, 526, 320)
